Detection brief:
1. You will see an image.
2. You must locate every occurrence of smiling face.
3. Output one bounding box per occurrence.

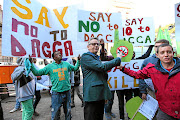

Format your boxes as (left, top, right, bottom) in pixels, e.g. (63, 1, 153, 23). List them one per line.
(156, 45, 174, 65)
(87, 39, 100, 54)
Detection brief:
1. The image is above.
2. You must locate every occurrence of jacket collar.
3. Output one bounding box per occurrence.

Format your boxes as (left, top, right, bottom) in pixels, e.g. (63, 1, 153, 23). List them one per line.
(87, 52, 100, 60)
(155, 57, 180, 76)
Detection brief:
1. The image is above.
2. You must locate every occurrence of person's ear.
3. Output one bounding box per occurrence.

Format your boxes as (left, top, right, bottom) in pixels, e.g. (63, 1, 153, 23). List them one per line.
(156, 52, 159, 58)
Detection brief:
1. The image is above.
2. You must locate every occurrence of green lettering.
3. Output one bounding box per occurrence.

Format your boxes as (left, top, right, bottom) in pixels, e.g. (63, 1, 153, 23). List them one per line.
(91, 21, 100, 32)
(79, 21, 89, 32)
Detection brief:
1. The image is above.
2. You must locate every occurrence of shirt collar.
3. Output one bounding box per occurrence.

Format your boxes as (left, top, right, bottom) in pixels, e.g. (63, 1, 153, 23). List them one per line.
(88, 52, 100, 60)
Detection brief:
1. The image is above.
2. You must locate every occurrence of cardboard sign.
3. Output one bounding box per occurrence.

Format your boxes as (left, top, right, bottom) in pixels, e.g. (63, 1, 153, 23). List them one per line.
(2, 0, 86, 58)
(78, 10, 123, 43)
(107, 60, 143, 90)
(122, 17, 155, 46)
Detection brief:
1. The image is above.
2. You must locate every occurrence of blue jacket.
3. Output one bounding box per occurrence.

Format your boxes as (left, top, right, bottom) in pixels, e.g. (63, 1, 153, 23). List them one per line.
(81, 52, 121, 102)
(139, 54, 158, 93)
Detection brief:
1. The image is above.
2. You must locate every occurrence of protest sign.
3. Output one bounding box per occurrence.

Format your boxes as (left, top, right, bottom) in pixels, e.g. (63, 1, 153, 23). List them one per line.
(78, 10, 123, 43)
(2, 0, 86, 58)
(175, 3, 180, 55)
(122, 17, 155, 46)
(107, 60, 143, 90)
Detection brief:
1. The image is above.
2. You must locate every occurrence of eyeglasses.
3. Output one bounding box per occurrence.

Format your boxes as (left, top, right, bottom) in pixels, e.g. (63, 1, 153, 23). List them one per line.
(89, 43, 100, 46)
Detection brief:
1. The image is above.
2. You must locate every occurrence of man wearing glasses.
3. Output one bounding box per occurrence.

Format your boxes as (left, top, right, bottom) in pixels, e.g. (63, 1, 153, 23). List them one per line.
(80, 37, 122, 120)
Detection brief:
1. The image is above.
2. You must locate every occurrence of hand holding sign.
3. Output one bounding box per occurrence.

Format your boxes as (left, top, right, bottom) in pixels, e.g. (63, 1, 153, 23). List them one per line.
(110, 29, 133, 62)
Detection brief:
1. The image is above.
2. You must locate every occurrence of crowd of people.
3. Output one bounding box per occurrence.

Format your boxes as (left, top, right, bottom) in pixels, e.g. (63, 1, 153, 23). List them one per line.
(0, 37, 180, 120)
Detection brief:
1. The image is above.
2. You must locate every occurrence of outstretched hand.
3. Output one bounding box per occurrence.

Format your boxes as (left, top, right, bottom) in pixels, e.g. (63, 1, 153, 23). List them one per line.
(117, 51, 123, 59)
(78, 54, 81, 60)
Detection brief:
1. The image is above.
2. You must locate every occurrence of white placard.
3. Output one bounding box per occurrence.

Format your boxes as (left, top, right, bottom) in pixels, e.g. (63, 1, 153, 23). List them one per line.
(2, 0, 84, 58)
(108, 60, 143, 90)
(122, 17, 155, 46)
(78, 10, 123, 43)
(175, 3, 180, 42)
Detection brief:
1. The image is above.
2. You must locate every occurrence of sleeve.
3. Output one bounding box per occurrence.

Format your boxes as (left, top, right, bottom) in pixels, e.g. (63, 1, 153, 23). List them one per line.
(31, 63, 49, 76)
(11, 66, 25, 81)
(135, 45, 154, 60)
(139, 60, 149, 94)
(68, 60, 80, 71)
(81, 54, 121, 72)
(122, 66, 150, 80)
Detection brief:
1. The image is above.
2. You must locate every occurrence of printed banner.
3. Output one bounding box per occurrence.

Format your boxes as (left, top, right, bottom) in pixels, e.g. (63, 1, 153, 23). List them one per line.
(107, 60, 143, 90)
(122, 17, 155, 46)
(2, 0, 86, 58)
(175, 3, 180, 55)
(78, 10, 123, 43)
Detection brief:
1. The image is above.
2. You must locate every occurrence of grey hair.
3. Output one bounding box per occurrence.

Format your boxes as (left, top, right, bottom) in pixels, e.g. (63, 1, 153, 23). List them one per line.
(88, 37, 99, 45)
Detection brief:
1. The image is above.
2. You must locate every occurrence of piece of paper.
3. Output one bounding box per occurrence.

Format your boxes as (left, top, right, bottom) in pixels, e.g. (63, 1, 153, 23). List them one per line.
(144, 78, 155, 91)
(36, 83, 49, 91)
(138, 94, 159, 120)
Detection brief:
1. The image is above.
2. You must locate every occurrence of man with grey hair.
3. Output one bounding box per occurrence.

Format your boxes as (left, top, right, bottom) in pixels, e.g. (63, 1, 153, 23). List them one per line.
(81, 37, 122, 120)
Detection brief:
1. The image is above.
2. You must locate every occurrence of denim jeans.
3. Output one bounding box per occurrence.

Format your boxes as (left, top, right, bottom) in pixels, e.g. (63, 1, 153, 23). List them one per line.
(15, 99, 21, 110)
(51, 90, 71, 120)
(104, 90, 132, 119)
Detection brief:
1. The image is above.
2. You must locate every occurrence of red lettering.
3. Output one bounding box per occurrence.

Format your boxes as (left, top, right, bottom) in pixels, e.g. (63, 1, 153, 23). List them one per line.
(124, 63, 130, 69)
(12, 18, 29, 35)
(131, 19, 136, 25)
(89, 12, 96, 21)
(125, 19, 130, 26)
(53, 41, 63, 56)
(105, 13, 112, 22)
(11, 35, 26, 56)
(64, 41, 73, 56)
(84, 33, 89, 41)
(97, 13, 105, 22)
(42, 42, 51, 58)
(113, 66, 119, 72)
(31, 39, 41, 57)
(133, 62, 139, 69)
(138, 18, 143, 24)
(106, 34, 112, 42)
(30, 26, 38, 38)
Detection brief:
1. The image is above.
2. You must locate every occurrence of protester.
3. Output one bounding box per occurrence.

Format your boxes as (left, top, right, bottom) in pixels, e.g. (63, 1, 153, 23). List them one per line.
(139, 39, 169, 100)
(11, 57, 35, 120)
(80, 37, 122, 120)
(29, 51, 80, 120)
(71, 59, 83, 108)
(119, 44, 180, 120)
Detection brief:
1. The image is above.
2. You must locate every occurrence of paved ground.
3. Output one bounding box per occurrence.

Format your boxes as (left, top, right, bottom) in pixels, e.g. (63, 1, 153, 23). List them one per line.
(1, 85, 129, 120)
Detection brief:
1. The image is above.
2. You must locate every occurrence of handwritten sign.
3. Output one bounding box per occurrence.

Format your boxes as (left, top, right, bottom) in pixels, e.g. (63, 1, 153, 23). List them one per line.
(78, 10, 123, 43)
(2, 0, 85, 58)
(122, 17, 155, 46)
(107, 60, 143, 90)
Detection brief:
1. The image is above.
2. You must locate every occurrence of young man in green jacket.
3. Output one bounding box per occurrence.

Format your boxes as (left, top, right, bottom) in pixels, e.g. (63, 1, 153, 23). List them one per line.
(29, 51, 80, 120)
(81, 37, 122, 120)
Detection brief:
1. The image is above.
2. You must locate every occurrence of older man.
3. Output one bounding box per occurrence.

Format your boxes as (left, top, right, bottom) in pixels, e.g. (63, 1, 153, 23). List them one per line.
(120, 44, 180, 120)
(80, 37, 122, 120)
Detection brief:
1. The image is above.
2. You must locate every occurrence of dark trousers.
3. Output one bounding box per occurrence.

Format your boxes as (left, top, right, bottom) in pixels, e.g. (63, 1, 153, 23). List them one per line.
(116, 89, 132, 119)
(0, 101, 4, 120)
(33, 90, 41, 111)
(84, 100, 105, 120)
